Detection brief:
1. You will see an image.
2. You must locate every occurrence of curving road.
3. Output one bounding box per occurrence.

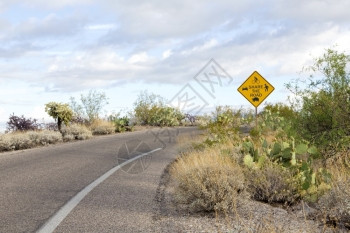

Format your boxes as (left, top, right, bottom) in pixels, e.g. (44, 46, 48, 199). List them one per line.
(0, 127, 200, 233)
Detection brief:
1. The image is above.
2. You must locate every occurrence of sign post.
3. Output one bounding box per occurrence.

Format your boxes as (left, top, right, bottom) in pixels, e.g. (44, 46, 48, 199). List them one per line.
(238, 71, 275, 128)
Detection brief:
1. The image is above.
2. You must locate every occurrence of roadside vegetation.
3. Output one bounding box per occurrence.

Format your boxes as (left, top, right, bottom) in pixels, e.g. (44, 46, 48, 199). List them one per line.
(170, 48, 350, 231)
(0, 90, 187, 152)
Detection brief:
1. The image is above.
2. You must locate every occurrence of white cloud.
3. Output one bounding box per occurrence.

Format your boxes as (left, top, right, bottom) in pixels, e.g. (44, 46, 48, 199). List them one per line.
(128, 52, 151, 64)
(4, 13, 88, 41)
(162, 49, 172, 59)
(181, 39, 218, 55)
(85, 24, 117, 30)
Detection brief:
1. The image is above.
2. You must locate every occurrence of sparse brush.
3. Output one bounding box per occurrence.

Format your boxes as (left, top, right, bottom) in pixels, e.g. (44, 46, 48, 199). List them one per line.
(0, 130, 62, 152)
(89, 119, 115, 135)
(61, 124, 92, 141)
(170, 147, 246, 213)
(317, 154, 350, 230)
(244, 160, 300, 205)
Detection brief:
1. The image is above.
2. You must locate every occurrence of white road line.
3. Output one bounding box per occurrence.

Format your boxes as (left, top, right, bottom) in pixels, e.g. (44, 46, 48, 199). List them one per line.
(37, 147, 162, 233)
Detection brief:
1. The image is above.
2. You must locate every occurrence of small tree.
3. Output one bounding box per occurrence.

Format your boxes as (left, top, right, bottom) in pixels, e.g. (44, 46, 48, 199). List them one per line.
(133, 91, 184, 126)
(45, 102, 73, 132)
(286, 48, 350, 151)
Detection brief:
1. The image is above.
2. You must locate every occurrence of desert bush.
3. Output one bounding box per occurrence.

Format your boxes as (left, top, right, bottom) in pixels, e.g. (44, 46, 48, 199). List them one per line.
(204, 106, 241, 145)
(61, 124, 92, 141)
(317, 176, 350, 229)
(262, 103, 297, 122)
(7, 114, 40, 132)
(0, 130, 62, 152)
(133, 91, 184, 126)
(195, 115, 211, 128)
(43, 122, 59, 131)
(170, 147, 245, 213)
(89, 119, 115, 135)
(244, 161, 300, 205)
(108, 114, 133, 132)
(26, 130, 63, 145)
(260, 103, 298, 139)
(241, 135, 331, 203)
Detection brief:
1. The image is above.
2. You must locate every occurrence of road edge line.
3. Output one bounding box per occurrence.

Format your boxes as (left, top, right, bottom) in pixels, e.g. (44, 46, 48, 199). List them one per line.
(36, 147, 162, 233)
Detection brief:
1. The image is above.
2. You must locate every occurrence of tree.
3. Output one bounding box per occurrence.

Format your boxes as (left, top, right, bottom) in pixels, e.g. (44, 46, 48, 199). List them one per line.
(70, 90, 109, 123)
(133, 91, 184, 126)
(286, 48, 350, 150)
(45, 102, 73, 132)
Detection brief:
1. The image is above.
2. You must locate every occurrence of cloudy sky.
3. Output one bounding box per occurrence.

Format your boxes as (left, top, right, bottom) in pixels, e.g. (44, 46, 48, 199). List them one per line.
(1, 0, 350, 130)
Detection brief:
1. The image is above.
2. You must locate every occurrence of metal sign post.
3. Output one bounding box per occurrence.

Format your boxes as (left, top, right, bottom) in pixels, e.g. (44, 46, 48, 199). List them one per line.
(255, 107, 258, 129)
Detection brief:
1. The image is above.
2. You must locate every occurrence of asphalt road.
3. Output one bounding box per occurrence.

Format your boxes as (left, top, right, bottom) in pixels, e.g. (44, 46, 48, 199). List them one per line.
(0, 127, 200, 233)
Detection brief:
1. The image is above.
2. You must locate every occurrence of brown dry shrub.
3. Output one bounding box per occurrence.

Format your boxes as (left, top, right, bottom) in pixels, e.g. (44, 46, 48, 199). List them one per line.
(170, 147, 245, 213)
(61, 124, 92, 141)
(89, 119, 115, 135)
(244, 161, 300, 205)
(0, 130, 62, 152)
(318, 153, 350, 229)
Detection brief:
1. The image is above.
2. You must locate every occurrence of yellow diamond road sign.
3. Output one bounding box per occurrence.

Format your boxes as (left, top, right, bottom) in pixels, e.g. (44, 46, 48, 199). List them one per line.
(238, 71, 275, 108)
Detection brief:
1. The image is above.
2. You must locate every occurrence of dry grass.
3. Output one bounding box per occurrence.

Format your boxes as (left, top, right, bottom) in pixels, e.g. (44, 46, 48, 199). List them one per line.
(61, 123, 92, 141)
(316, 151, 350, 229)
(0, 130, 62, 152)
(89, 119, 115, 135)
(170, 144, 246, 213)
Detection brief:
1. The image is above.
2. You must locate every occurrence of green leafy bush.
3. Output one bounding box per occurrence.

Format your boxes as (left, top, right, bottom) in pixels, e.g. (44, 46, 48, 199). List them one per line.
(286, 48, 350, 152)
(109, 115, 133, 133)
(205, 106, 241, 145)
(133, 91, 184, 126)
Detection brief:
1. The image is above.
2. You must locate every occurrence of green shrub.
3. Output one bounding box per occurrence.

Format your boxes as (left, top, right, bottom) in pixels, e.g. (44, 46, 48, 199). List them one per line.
(205, 106, 241, 145)
(109, 115, 133, 132)
(286, 48, 350, 152)
(241, 136, 331, 203)
(260, 103, 298, 139)
(61, 124, 92, 141)
(262, 103, 297, 122)
(133, 91, 184, 126)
